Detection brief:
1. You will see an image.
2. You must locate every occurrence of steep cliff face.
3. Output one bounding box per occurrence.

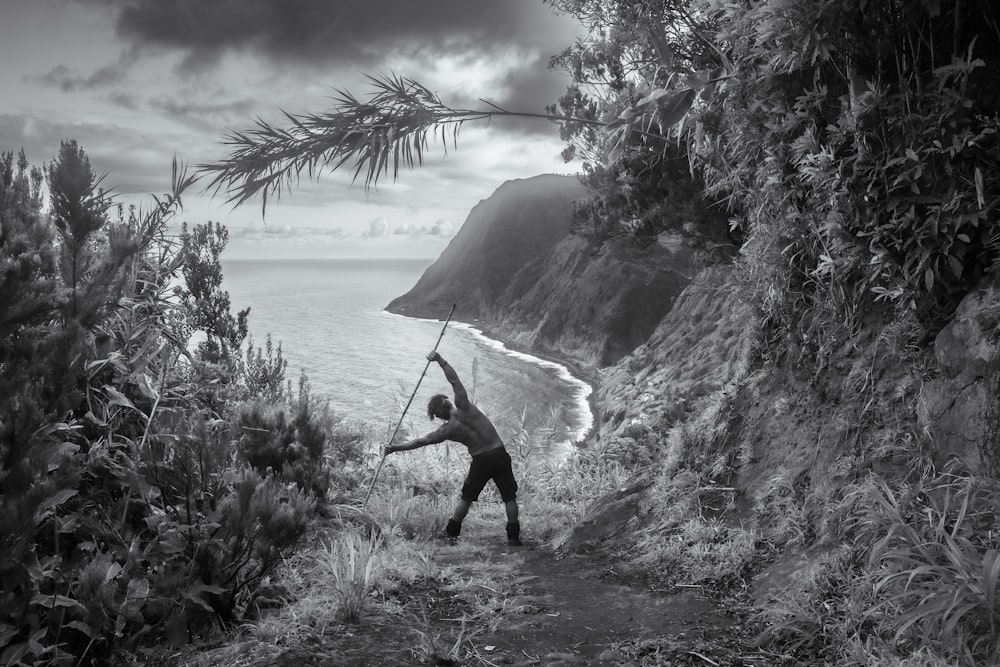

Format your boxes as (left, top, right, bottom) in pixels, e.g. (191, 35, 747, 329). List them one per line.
(386, 174, 588, 321)
(387, 174, 703, 370)
(483, 234, 701, 369)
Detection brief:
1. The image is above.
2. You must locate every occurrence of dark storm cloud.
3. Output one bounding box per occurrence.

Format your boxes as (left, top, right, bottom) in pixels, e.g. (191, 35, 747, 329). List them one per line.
(98, 0, 579, 134)
(109, 0, 570, 65)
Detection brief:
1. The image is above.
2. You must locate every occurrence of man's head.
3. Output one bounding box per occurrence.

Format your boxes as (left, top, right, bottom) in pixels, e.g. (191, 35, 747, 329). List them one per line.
(428, 394, 452, 421)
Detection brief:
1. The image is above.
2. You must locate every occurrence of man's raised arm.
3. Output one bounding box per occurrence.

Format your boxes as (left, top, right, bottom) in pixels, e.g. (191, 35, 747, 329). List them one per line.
(428, 351, 469, 409)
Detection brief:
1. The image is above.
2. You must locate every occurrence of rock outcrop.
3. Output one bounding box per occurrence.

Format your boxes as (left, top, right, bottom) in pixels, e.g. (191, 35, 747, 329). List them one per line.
(918, 273, 1000, 475)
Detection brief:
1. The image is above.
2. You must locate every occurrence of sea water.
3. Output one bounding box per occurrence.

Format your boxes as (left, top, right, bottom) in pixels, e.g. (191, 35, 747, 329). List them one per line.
(221, 259, 592, 454)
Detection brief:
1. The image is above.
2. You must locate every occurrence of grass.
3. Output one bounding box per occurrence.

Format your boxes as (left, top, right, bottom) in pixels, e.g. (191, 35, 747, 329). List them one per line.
(177, 369, 1000, 667)
(755, 460, 1000, 666)
(632, 469, 757, 593)
(177, 418, 619, 666)
(319, 530, 381, 622)
(367, 408, 633, 548)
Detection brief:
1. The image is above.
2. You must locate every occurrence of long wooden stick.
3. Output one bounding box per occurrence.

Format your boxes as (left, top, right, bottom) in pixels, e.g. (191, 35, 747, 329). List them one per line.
(362, 304, 456, 507)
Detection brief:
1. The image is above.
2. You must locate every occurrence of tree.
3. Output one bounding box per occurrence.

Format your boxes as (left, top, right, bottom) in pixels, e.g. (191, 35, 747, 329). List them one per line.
(0, 149, 55, 341)
(178, 220, 249, 363)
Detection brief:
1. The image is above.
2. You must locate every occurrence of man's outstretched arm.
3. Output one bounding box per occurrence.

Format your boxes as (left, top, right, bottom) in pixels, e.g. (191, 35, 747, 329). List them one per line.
(429, 351, 469, 409)
(385, 424, 450, 454)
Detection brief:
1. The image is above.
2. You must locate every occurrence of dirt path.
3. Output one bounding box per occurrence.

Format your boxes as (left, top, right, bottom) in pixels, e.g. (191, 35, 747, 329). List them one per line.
(191, 533, 750, 667)
(457, 542, 735, 666)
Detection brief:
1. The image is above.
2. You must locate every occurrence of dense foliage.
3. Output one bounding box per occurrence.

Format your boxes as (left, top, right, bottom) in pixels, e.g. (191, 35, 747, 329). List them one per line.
(541, 2, 1000, 662)
(547, 0, 1000, 337)
(0, 145, 362, 665)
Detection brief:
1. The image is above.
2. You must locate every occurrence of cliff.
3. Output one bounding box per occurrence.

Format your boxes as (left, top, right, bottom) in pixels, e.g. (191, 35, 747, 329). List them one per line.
(387, 174, 703, 370)
(386, 174, 588, 321)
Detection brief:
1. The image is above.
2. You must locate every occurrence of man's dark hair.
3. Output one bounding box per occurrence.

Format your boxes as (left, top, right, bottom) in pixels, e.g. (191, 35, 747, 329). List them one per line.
(428, 394, 450, 420)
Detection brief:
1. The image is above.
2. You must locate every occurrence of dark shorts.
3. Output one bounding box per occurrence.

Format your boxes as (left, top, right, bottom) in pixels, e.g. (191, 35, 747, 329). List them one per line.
(461, 448, 518, 503)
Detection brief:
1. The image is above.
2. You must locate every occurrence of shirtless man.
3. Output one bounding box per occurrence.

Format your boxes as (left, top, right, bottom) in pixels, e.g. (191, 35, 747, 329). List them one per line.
(385, 351, 521, 546)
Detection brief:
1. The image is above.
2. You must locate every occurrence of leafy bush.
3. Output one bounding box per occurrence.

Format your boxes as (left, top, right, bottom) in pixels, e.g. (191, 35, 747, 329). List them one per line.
(233, 380, 338, 503)
(239, 333, 288, 401)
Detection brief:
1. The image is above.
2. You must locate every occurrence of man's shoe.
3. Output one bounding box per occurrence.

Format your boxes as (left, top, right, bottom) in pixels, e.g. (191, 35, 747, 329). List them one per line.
(505, 522, 521, 547)
(445, 519, 462, 544)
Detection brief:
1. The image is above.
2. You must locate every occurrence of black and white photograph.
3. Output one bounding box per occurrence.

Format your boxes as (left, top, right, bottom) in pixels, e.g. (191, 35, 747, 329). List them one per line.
(2, 1, 999, 665)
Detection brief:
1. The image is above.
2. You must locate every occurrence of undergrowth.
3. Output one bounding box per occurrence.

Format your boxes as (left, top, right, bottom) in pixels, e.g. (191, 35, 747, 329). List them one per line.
(758, 460, 1000, 666)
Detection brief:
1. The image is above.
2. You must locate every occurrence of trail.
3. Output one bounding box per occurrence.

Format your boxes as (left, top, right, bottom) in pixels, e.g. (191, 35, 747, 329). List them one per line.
(446, 541, 734, 666)
(179, 530, 746, 667)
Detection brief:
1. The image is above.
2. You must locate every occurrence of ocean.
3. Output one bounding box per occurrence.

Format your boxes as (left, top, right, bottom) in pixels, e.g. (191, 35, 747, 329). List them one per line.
(221, 259, 592, 454)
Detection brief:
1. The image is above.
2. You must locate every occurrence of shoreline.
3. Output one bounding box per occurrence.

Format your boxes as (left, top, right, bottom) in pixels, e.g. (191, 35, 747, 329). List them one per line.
(474, 323, 602, 448)
(384, 308, 600, 447)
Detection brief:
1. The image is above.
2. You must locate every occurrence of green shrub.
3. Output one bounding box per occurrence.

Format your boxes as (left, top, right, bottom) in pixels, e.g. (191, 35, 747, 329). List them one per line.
(233, 380, 337, 503)
(857, 468, 1000, 663)
(0, 145, 333, 664)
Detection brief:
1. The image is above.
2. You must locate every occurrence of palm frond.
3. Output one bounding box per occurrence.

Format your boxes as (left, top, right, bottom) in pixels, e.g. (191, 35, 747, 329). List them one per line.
(199, 72, 613, 213)
(199, 73, 494, 212)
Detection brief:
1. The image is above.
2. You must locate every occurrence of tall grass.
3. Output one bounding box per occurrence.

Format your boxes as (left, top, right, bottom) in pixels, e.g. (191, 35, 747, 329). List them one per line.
(319, 530, 381, 622)
(859, 467, 1000, 663)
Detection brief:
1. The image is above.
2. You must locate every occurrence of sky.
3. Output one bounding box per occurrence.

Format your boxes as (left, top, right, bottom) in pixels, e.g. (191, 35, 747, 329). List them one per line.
(0, 0, 584, 259)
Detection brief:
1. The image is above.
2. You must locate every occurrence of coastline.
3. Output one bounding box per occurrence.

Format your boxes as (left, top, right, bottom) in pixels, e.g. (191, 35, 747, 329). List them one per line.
(473, 323, 602, 447)
(383, 309, 600, 447)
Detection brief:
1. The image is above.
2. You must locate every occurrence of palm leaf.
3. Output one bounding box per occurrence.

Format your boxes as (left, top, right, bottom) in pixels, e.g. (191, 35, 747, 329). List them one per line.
(198, 72, 667, 212)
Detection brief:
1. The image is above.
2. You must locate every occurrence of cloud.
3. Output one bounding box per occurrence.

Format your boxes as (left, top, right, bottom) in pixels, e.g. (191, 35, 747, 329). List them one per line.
(0, 113, 192, 196)
(109, 1, 577, 66)
(107, 91, 140, 110)
(430, 220, 455, 236)
(90, 0, 581, 136)
(393, 219, 455, 237)
(149, 94, 258, 131)
(33, 46, 137, 91)
(362, 216, 390, 237)
(229, 224, 349, 244)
